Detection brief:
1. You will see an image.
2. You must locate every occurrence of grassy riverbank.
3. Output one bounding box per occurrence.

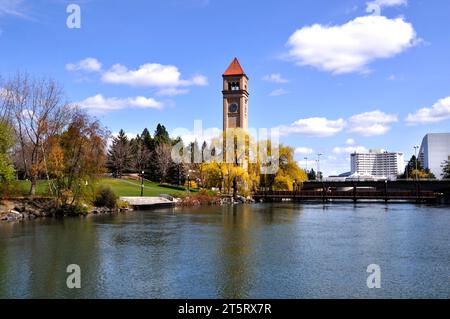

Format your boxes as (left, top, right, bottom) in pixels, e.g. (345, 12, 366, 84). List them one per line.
(97, 178, 188, 197)
(8, 178, 189, 198)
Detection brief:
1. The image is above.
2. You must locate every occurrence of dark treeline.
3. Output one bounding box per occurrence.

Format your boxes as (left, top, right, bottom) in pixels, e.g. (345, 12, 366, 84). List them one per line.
(106, 124, 207, 186)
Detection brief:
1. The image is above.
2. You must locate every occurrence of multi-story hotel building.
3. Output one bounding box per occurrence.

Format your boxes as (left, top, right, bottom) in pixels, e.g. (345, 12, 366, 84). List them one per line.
(350, 150, 405, 180)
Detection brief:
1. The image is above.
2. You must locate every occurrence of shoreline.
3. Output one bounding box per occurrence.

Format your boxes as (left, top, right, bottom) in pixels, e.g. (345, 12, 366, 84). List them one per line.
(0, 194, 234, 223)
(4, 196, 445, 223)
(0, 197, 131, 223)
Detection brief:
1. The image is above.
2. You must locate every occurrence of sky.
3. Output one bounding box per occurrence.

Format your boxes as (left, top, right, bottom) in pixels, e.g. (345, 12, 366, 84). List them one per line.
(1, 0, 450, 176)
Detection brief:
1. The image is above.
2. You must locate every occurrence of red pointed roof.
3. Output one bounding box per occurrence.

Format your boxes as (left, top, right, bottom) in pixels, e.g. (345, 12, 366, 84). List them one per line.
(223, 57, 246, 76)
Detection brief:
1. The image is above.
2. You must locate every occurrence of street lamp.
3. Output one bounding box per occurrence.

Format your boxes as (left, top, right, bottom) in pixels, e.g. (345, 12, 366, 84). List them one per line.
(140, 170, 145, 197)
(304, 157, 308, 172)
(187, 174, 190, 192)
(317, 153, 323, 181)
(414, 145, 419, 180)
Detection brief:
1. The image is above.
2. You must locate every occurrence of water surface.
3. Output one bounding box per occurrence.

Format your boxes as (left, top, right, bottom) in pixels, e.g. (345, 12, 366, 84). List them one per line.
(0, 203, 449, 298)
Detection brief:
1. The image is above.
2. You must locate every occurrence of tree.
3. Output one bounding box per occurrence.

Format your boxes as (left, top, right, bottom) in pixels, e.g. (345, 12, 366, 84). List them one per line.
(402, 155, 435, 179)
(153, 143, 172, 183)
(107, 129, 132, 178)
(272, 145, 307, 190)
(442, 160, 450, 179)
(154, 124, 170, 145)
(308, 169, 316, 181)
(146, 124, 171, 181)
(167, 137, 187, 185)
(201, 163, 223, 190)
(52, 110, 108, 206)
(2, 72, 71, 195)
(0, 121, 15, 183)
(130, 134, 151, 174)
(141, 128, 154, 152)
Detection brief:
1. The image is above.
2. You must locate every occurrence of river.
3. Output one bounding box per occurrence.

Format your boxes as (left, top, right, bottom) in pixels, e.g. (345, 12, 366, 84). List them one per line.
(0, 203, 449, 299)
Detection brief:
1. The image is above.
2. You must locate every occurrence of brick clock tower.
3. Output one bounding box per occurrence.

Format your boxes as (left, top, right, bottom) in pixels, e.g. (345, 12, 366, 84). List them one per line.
(222, 58, 249, 131)
(222, 58, 249, 175)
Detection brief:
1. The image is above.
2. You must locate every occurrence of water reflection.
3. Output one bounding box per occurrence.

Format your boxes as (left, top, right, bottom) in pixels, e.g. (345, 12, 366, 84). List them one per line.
(0, 218, 101, 298)
(217, 205, 253, 298)
(0, 203, 450, 298)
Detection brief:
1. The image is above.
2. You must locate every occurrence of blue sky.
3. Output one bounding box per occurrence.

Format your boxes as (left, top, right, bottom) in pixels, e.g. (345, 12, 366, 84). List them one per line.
(1, 0, 450, 175)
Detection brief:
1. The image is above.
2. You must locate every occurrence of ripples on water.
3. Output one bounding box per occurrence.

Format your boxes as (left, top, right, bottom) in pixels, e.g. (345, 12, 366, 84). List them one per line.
(0, 203, 449, 298)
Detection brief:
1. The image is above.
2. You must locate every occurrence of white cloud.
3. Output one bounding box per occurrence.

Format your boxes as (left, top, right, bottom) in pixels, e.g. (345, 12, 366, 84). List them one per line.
(111, 131, 139, 139)
(188, 74, 208, 86)
(101, 63, 208, 88)
(277, 111, 397, 138)
(333, 145, 369, 154)
(387, 74, 396, 81)
(278, 117, 346, 137)
(286, 15, 418, 74)
(156, 88, 190, 96)
(66, 58, 102, 72)
(406, 96, 450, 124)
(262, 73, 289, 83)
(346, 138, 356, 145)
(0, 0, 27, 18)
(367, 0, 407, 10)
(348, 110, 398, 136)
(295, 147, 314, 155)
(77, 94, 163, 112)
(269, 88, 288, 97)
(173, 127, 222, 145)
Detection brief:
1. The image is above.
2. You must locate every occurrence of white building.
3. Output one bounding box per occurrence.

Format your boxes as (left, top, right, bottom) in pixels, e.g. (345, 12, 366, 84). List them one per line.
(350, 149, 405, 180)
(418, 133, 450, 179)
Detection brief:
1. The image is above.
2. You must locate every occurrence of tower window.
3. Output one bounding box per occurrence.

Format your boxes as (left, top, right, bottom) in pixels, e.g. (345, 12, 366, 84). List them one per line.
(229, 81, 240, 91)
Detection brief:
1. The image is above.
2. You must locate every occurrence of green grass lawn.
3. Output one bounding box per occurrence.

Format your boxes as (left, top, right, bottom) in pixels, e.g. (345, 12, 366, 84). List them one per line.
(11, 180, 51, 196)
(7, 178, 189, 198)
(98, 178, 188, 197)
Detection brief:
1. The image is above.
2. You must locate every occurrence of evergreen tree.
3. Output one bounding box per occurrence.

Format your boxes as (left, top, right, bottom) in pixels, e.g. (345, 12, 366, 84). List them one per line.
(154, 124, 170, 145)
(442, 160, 450, 179)
(308, 168, 316, 181)
(402, 155, 423, 178)
(147, 124, 171, 181)
(141, 128, 154, 152)
(401, 155, 435, 179)
(106, 130, 132, 178)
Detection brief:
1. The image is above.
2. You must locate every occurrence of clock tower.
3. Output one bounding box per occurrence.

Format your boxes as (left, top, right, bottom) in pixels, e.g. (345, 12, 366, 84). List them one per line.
(223, 58, 249, 131)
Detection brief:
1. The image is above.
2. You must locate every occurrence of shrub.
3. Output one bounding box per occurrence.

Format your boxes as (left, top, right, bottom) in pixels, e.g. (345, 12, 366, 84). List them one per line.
(117, 200, 129, 210)
(184, 180, 198, 189)
(177, 190, 221, 206)
(94, 186, 117, 209)
(0, 182, 21, 198)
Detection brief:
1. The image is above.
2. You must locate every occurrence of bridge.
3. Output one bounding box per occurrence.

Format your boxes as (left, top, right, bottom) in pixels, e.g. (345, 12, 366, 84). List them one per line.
(254, 180, 450, 204)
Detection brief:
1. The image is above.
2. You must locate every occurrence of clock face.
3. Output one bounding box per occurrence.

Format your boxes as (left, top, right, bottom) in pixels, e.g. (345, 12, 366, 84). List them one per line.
(228, 103, 238, 113)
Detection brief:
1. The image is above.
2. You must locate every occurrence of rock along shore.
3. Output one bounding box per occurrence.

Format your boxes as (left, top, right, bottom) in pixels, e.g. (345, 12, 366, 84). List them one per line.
(0, 198, 127, 223)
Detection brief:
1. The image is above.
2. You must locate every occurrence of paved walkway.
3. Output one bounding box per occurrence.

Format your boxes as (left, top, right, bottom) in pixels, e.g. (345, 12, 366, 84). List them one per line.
(120, 196, 176, 208)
